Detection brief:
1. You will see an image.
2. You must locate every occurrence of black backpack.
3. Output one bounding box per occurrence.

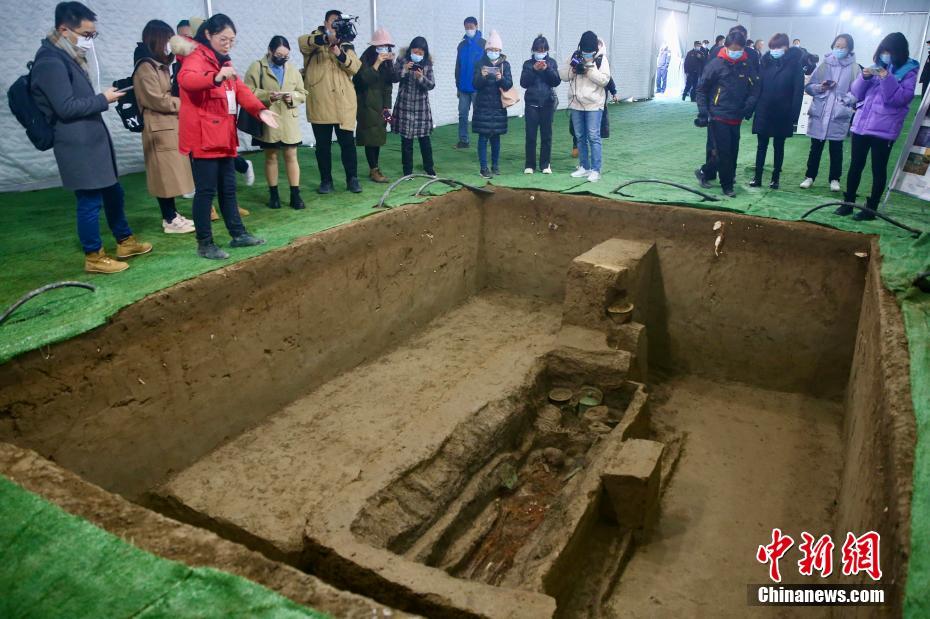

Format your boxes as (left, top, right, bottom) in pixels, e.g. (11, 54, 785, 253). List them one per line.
(113, 59, 153, 133)
(7, 61, 56, 151)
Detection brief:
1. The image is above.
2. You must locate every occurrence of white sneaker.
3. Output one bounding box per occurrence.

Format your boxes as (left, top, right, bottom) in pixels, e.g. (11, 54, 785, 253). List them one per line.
(181, 191, 195, 199)
(542, 166, 552, 174)
(830, 180, 841, 192)
(570, 167, 591, 178)
(799, 177, 814, 189)
(163, 214, 195, 234)
(244, 159, 255, 186)
(524, 167, 534, 175)
(587, 171, 601, 183)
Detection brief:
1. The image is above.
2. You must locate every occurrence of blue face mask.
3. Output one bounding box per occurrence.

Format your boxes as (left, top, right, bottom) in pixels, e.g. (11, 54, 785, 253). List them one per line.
(582, 51, 595, 60)
(533, 52, 547, 61)
(487, 50, 500, 61)
(726, 49, 743, 60)
(879, 53, 892, 66)
(375, 46, 390, 54)
(410, 53, 424, 63)
(770, 48, 785, 59)
(833, 48, 848, 59)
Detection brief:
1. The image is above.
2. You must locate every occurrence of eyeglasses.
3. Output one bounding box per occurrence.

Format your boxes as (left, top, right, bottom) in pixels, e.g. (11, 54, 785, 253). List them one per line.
(214, 36, 236, 47)
(70, 28, 98, 40)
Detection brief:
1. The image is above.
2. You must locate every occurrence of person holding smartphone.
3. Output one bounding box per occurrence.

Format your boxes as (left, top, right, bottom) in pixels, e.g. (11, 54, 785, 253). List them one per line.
(355, 28, 396, 183)
(245, 35, 308, 210)
(842, 32, 920, 219)
(520, 34, 559, 174)
(800, 34, 860, 192)
(391, 36, 436, 177)
(473, 31, 512, 178)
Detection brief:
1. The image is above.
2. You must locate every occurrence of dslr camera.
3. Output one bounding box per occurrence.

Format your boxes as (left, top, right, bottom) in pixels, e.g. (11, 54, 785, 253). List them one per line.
(570, 50, 587, 74)
(332, 14, 359, 42)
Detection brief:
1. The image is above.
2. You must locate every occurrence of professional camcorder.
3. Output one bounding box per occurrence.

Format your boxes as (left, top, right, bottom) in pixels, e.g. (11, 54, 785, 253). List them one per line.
(570, 50, 587, 74)
(333, 14, 359, 42)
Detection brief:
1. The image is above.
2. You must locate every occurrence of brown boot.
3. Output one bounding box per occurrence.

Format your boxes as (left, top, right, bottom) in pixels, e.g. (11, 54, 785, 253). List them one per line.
(116, 235, 153, 259)
(210, 206, 219, 221)
(369, 167, 390, 183)
(85, 249, 129, 274)
(238, 205, 250, 217)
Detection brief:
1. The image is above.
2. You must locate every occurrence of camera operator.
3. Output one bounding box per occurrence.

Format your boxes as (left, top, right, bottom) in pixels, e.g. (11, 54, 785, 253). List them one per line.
(299, 9, 362, 194)
(559, 31, 611, 183)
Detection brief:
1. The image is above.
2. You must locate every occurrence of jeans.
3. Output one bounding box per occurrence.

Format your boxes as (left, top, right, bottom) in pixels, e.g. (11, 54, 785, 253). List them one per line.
(806, 138, 844, 182)
(525, 105, 555, 170)
(311, 123, 358, 183)
(74, 182, 132, 254)
(571, 109, 603, 172)
(701, 121, 741, 190)
(401, 136, 435, 175)
(656, 66, 668, 93)
(457, 91, 476, 144)
(754, 134, 786, 179)
(477, 134, 501, 170)
(191, 156, 246, 243)
(845, 133, 894, 206)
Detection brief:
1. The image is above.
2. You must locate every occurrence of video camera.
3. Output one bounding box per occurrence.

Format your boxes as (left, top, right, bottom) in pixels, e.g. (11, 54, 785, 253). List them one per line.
(570, 50, 587, 74)
(332, 14, 359, 43)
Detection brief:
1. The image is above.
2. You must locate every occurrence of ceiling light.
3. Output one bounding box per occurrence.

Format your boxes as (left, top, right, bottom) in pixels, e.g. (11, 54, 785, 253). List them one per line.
(821, 3, 837, 15)
(853, 15, 865, 26)
(799, 0, 814, 8)
(873, 26, 882, 35)
(840, 10, 853, 21)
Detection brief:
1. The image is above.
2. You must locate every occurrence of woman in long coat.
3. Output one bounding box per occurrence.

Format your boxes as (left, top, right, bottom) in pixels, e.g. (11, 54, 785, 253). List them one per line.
(750, 33, 804, 189)
(134, 20, 195, 233)
(355, 28, 395, 183)
(391, 36, 436, 177)
(472, 30, 513, 178)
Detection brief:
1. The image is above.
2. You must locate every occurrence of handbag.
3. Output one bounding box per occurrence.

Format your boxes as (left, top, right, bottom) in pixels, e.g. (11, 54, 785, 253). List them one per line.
(236, 68, 264, 137)
(501, 85, 521, 108)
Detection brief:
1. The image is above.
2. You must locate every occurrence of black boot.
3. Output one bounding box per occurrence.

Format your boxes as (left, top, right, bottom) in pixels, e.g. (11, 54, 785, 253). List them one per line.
(769, 172, 780, 190)
(853, 198, 878, 221)
(317, 180, 334, 194)
(835, 195, 855, 216)
(268, 186, 281, 209)
(347, 177, 362, 193)
(748, 176, 762, 188)
(290, 186, 305, 210)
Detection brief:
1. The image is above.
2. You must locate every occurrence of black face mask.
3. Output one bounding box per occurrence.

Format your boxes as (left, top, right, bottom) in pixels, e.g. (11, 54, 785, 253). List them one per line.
(271, 55, 288, 66)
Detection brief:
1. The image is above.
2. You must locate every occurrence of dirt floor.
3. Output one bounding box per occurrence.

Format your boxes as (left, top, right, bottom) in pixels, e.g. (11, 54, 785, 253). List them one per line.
(605, 375, 844, 618)
(154, 291, 563, 558)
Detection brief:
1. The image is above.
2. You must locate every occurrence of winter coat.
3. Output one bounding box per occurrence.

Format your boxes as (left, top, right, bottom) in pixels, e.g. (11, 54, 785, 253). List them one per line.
(752, 47, 805, 138)
(391, 55, 435, 139)
(455, 31, 486, 93)
(244, 57, 307, 145)
(132, 49, 193, 198)
(804, 52, 861, 141)
(559, 53, 611, 111)
(299, 27, 361, 130)
(354, 61, 393, 147)
(472, 54, 513, 136)
(684, 48, 705, 75)
(696, 48, 760, 123)
(30, 37, 118, 191)
(520, 56, 559, 108)
(175, 39, 266, 159)
(850, 59, 920, 141)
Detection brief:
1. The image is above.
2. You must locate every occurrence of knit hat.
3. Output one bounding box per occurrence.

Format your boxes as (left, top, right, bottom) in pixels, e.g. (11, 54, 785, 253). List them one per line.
(486, 30, 503, 50)
(580, 31, 598, 53)
(189, 16, 205, 35)
(369, 27, 394, 47)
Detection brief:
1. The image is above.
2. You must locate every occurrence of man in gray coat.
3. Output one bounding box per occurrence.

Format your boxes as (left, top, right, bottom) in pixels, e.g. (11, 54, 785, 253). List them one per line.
(31, 1, 152, 274)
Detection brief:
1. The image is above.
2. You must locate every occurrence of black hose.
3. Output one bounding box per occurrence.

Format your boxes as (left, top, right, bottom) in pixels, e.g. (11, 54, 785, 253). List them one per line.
(800, 202, 923, 238)
(0, 281, 97, 327)
(612, 179, 721, 202)
(914, 271, 930, 293)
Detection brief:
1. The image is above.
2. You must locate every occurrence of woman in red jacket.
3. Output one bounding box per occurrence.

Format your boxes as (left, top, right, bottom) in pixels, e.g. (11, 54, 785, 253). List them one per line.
(178, 14, 278, 260)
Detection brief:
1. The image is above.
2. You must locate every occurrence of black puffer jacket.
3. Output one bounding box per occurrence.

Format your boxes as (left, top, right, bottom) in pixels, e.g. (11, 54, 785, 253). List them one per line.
(472, 54, 513, 136)
(696, 48, 760, 122)
(752, 47, 805, 138)
(684, 48, 705, 75)
(520, 56, 559, 108)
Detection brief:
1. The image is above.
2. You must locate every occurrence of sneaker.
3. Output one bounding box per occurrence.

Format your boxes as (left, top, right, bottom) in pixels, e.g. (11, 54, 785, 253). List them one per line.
(163, 215, 195, 234)
(587, 171, 601, 183)
(694, 168, 712, 189)
(570, 167, 591, 178)
(230, 233, 266, 248)
(479, 168, 492, 179)
(542, 166, 552, 174)
(852, 208, 876, 221)
(116, 235, 153, 258)
(748, 178, 762, 188)
(244, 159, 255, 186)
(830, 180, 841, 192)
(722, 187, 736, 198)
(425, 169, 437, 178)
(85, 248, 129, 274)
(182, 191, 195, 199)
(492, 167, 500, 176)
(455, 141, 470, 149)
(347, 177, 363, 193)
(318, 180, 334, 194)
(198, 242, 230, 260)
(834, 204, 854, 216)
(799, 177, 814, 189)
(769, 179, 780, 190)
(524, 167, 534, 175)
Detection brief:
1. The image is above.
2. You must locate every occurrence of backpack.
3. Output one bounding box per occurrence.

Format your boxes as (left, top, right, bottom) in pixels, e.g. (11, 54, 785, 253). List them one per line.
(112, 58, 154, 133)
(7, 61, 56, 151)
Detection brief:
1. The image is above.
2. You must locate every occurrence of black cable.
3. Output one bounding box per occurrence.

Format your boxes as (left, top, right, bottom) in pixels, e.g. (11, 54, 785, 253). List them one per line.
(800, 202, 923, 238)
(914, 271, 930, 293)
(0, 281, 97, 327)
(612, 179, 721, 202)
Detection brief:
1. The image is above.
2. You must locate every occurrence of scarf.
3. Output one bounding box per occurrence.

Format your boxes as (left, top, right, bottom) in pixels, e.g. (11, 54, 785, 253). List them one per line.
(48, 29, 89, 75)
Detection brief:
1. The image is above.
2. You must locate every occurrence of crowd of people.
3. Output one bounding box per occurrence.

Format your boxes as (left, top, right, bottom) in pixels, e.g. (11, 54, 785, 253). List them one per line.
(24, 2, 925, 273)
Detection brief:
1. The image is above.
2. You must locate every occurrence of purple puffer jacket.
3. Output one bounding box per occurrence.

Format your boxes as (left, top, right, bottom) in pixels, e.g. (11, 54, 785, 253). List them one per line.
(849, 60, 919, 141)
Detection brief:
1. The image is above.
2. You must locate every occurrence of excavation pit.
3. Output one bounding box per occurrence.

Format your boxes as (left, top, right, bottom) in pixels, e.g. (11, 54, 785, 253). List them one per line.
(0, 188, 916, 618)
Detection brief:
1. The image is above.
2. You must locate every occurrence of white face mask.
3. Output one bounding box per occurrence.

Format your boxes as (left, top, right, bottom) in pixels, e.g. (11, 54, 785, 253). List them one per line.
(75, 37, 94, 51)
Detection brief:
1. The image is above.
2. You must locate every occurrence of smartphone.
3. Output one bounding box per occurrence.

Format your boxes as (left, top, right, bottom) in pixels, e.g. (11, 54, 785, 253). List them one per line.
(116, 85, 134, 93)
(486, 66, 500, 76)
(822, 80, 836, 88)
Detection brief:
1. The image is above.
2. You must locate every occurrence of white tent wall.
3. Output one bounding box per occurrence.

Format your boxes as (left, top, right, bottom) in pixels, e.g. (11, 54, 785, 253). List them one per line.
(686, 4, 716, 48)
(613, 0, 659, 100)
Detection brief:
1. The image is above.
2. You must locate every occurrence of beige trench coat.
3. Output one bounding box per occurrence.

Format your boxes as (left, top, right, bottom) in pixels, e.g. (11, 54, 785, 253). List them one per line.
(244, 57, 307, 145)
(298, 28, 361, 131)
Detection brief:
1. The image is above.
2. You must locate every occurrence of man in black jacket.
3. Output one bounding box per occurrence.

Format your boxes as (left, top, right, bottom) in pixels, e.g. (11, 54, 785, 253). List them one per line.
(920, 40, 929, 97)
(694, 29, 760, 197)
(708, 35, 725, 60)
(682, 40, 705, 101)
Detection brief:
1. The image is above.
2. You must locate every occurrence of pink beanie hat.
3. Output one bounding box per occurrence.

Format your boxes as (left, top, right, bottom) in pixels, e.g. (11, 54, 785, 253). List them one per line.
(486, 30, 503, 50)
(369, 27, 394, 47)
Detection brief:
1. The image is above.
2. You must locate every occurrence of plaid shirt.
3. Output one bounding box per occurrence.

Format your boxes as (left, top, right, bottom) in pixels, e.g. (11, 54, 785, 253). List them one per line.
(391, 58, 435, 139)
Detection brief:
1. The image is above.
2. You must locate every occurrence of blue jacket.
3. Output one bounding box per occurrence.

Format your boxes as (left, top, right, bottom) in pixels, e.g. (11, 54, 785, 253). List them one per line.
(455, 30, 485, 93)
